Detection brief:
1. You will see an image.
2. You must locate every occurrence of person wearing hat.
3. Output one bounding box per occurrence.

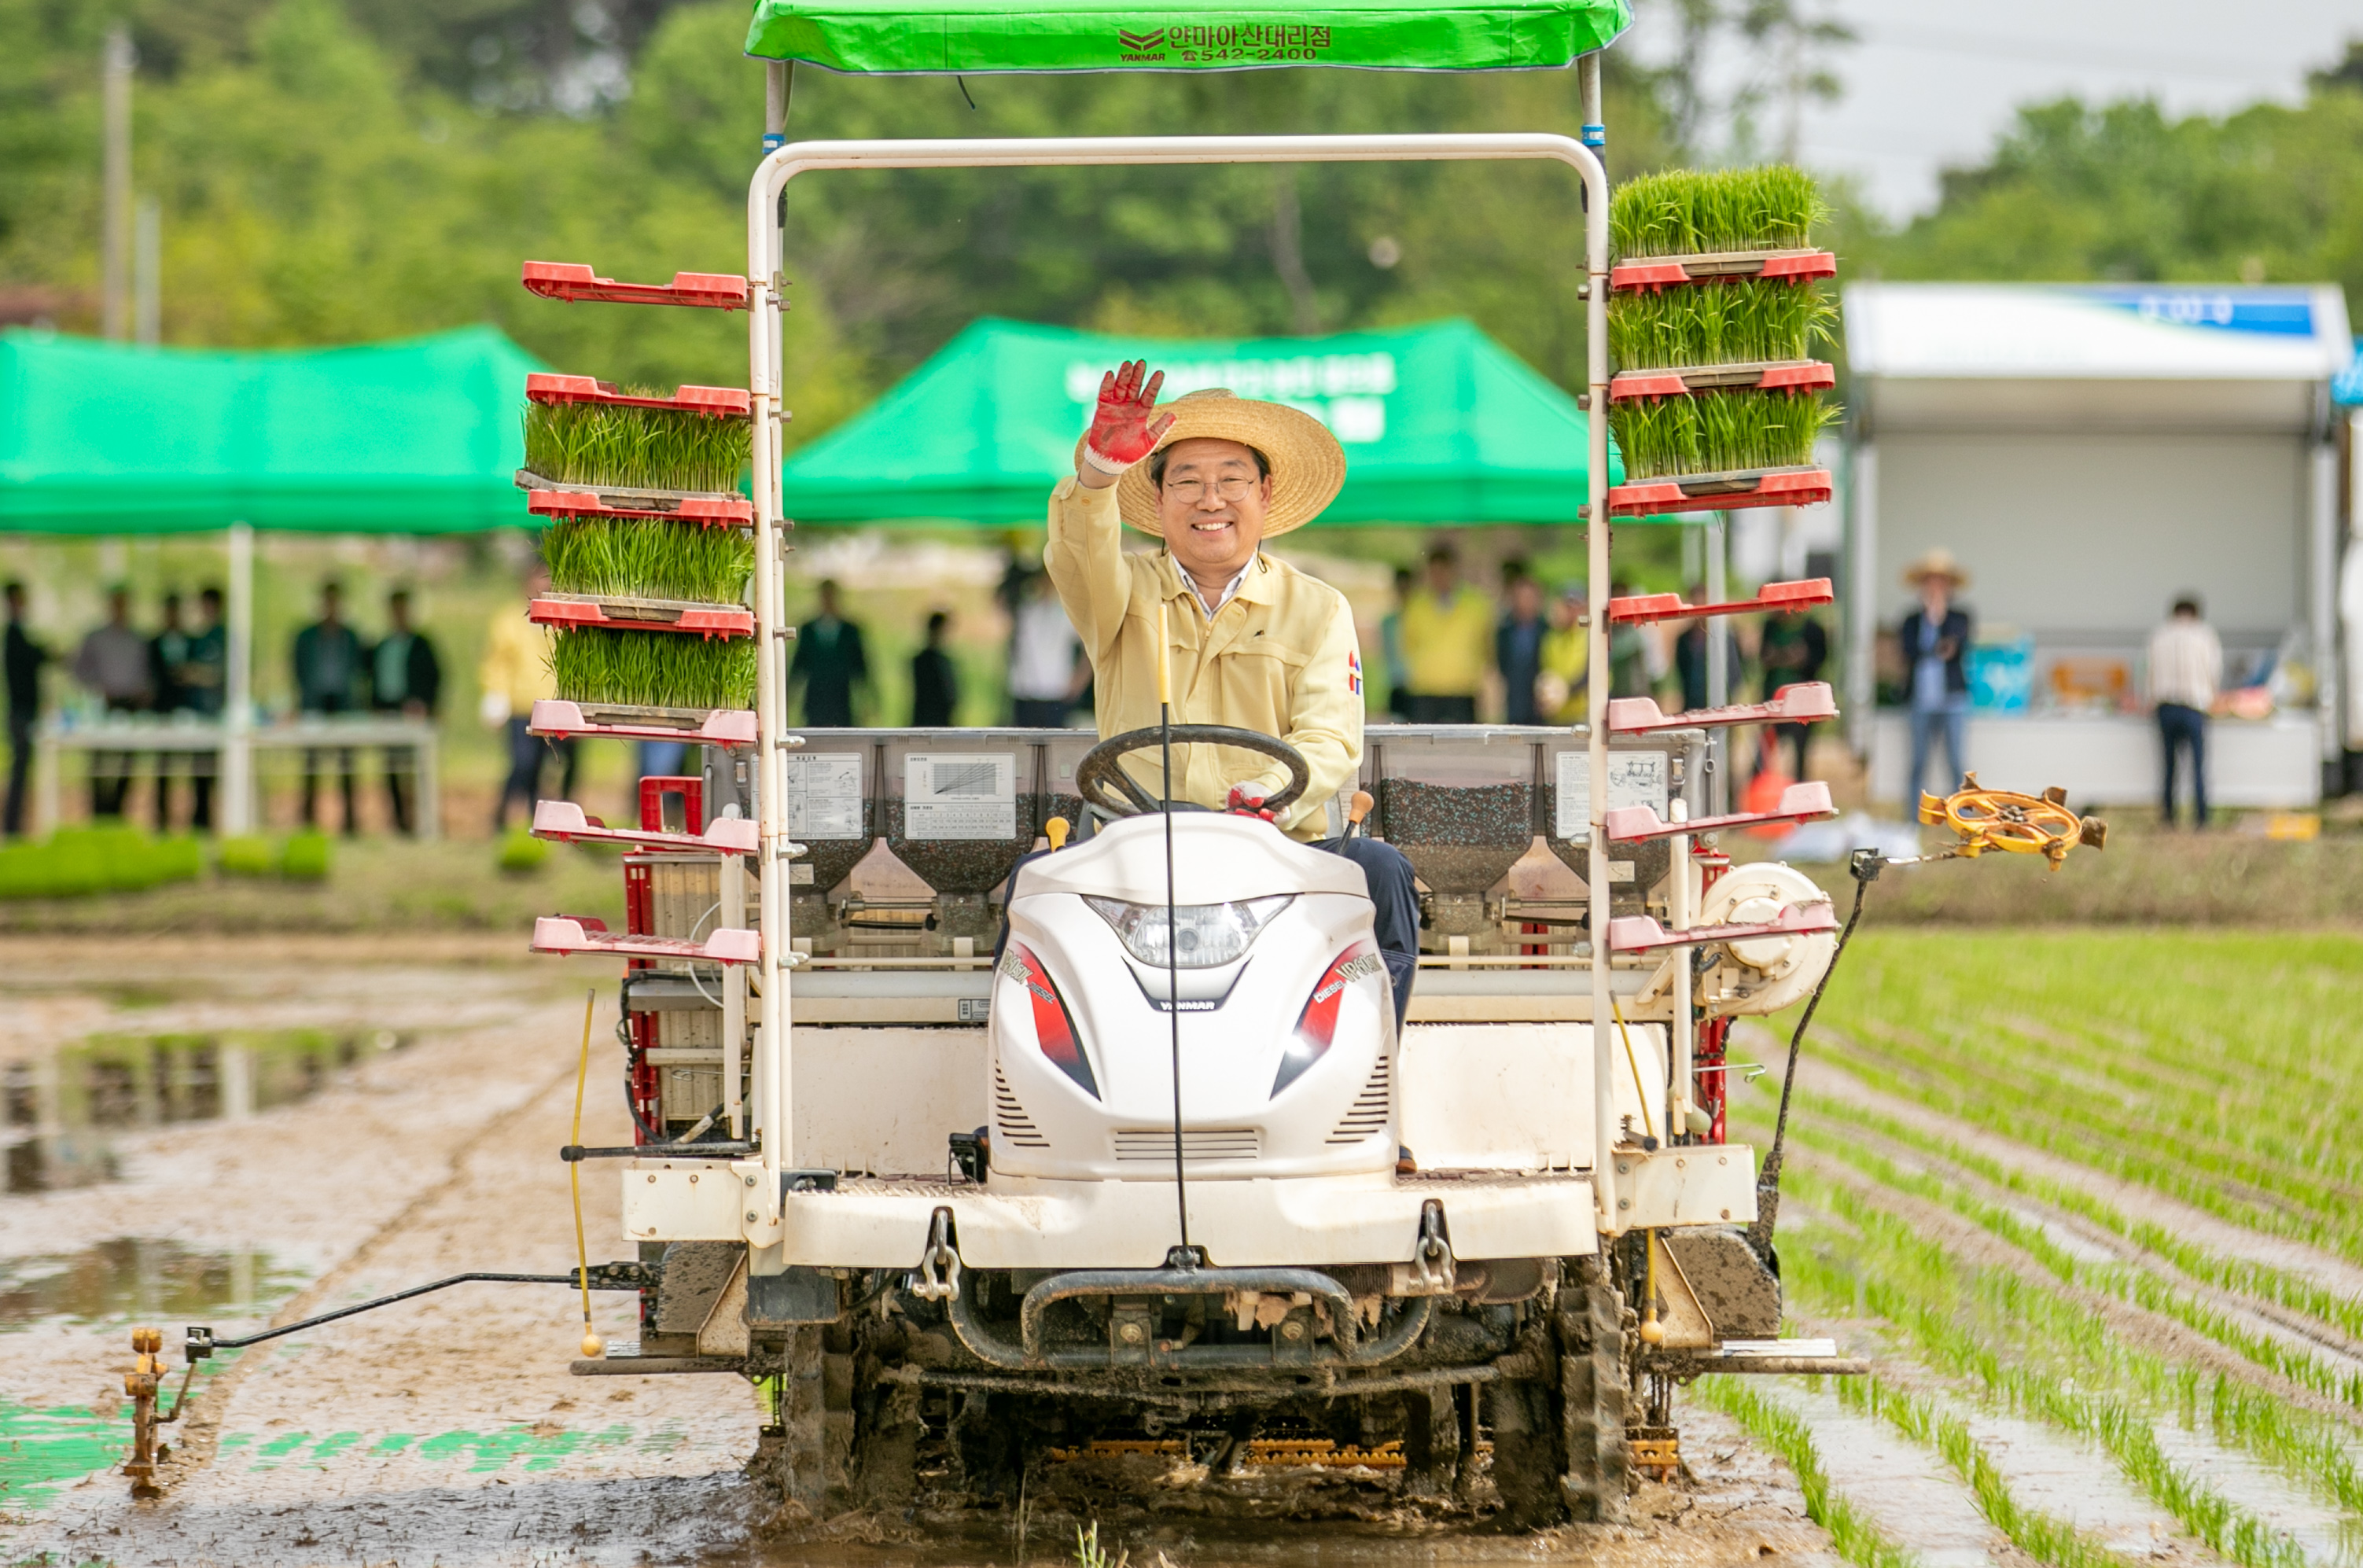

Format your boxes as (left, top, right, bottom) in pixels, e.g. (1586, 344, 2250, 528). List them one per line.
(1897, 549, 1975, 802)
(1045, 360, 1419, 1027)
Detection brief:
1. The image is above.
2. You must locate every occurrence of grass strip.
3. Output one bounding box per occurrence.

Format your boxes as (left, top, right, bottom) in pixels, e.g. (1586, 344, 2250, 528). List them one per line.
(548, 628, 756, 710)
(1609, 388, 1838, 480)
(540, 518, 753, 604)
(1693, 1380, 1921, 1568)
(1772, 1162, 2315, 1568)
(524, 398, 751, 494)
(1833, 1378, 2126, 1568)
(1610, 165, 1827, 258)
(1607, 278, 1835, 370)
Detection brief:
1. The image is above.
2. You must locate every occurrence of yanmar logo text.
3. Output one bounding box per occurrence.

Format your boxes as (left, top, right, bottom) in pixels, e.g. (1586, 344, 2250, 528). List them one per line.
(1116, 20, 1333, 63)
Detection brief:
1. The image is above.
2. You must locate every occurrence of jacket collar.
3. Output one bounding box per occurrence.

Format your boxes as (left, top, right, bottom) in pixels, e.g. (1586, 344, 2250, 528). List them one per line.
(1160, 551, 1277, 612)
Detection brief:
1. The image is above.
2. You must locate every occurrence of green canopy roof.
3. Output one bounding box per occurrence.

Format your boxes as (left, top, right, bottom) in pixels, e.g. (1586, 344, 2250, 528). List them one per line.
(745, 0, 1630, 74)
(0, 326, 545, 536)
(777, 316, 1622, 526)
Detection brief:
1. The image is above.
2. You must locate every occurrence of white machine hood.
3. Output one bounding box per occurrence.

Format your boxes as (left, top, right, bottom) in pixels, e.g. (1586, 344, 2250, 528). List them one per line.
(1014, 813, 1369, 905)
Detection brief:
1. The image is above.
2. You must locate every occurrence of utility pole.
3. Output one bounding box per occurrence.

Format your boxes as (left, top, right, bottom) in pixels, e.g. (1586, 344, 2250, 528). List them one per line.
(101, 25, 133, 341)
(134, 197, 160, 345)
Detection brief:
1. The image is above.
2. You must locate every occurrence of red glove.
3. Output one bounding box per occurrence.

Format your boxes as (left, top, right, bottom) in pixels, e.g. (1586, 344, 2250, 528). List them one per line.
(1081, 360, 1174, 477)
(1226, 782, 1276, 821)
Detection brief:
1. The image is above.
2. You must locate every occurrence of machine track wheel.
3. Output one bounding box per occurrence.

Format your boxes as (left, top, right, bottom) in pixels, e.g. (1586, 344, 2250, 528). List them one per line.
(1558, 1254, 1632, 1524)
(755, 1325, 835, 1511)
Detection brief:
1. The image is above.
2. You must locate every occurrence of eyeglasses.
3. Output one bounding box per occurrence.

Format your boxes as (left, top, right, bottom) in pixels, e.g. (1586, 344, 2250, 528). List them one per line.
(1162, 475, 1260, 503)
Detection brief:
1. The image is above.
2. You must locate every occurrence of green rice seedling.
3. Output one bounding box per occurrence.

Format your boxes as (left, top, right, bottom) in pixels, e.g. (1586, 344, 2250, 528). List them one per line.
(550, 628, 756, 710)
(524, 397, 752, 494)
(281, 831, 332, 882)
(1608, 277, 1838, 370)
(540, 518, 753, 604)
(1692, 1381, 1922, 1568)
(1610, 388, 1839, 480)
(1610, 165, 1827, 259)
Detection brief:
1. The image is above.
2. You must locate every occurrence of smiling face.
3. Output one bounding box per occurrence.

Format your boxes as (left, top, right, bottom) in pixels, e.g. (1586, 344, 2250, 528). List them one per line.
(1155, 437, 1271, 586)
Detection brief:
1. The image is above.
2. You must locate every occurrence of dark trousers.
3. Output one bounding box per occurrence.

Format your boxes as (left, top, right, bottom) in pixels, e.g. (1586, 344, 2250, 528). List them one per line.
(1316, 834, 1420, 1029)
(1404, 694, 1477, 724)
(2159, 702, 2208, 827)
(154, 756, 215, 833)
(1012, 698, 1070, 728)
(301, 748, 359, 834)
(1775, 721, 1813, 783)
(495, 718, 578, 830)
(385, 746, 418, 836)
(90, 696, 142, 819)
(4, 711, 31, 837)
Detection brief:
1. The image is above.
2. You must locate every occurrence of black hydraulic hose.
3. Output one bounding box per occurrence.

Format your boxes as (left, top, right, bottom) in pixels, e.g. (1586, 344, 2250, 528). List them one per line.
(1747, 848, 1882, 1260)
(183, 1265, 653, 1361)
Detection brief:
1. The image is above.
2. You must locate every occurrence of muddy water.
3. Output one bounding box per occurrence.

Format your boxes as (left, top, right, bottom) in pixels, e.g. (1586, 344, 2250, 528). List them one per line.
(0, 1236, 301, 1328)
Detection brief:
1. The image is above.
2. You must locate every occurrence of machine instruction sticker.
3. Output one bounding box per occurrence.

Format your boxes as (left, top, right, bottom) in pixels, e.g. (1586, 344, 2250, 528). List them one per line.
(783, 752, 865, 840)
(1555, 749, 1669, 841)
(904, 753, 1018, 841)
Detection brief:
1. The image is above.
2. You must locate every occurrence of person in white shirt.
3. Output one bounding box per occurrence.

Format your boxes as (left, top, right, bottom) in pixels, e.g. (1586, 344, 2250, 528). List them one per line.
(2148, 593, 2222, 829)
(1007, 569, 1088, 727)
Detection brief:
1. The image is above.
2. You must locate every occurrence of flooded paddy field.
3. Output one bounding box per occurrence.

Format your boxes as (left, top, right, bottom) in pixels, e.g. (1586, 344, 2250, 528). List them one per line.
(2, 929, 2358, 1568)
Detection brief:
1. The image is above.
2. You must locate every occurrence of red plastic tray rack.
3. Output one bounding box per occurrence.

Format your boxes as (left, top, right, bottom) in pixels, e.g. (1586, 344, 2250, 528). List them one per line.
(1606, 780, 1835, 843)
(1609, 578, 1832, 626)
(529, 594, 755, 639)
(524, 374, 751, 418)
(532, 915, 761, 966)
(525, 488, 753, 526)
(1607, 901, 1837, 954)
(1608, 361, 1836, 402)
(522, 261, 749, 311)
(532, 800, 761, 856)
(528, 699, 756, 749)
(1609, 249, 1837, 294)
(1609, 682, 1838, 734)
(1607, 466, 1833, 519)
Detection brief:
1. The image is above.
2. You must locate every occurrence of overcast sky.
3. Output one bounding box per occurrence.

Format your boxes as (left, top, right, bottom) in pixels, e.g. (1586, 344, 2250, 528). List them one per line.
(1623, 0, 2362, 221)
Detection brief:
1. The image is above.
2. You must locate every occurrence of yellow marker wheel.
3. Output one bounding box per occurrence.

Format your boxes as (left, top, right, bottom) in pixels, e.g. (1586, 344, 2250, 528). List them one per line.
(1918, 773, 2106, 869)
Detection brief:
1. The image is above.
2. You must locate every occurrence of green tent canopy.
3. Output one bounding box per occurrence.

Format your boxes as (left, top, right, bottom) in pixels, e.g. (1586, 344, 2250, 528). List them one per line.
(777, 317, 1621, 527)
(745, 0, 1631, 75)
(0, 326, 544, 536)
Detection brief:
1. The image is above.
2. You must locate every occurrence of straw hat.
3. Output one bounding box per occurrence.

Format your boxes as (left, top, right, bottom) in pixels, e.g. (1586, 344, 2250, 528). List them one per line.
(1108, 388, 1346, 538)
(1901, 548, 1971, 591)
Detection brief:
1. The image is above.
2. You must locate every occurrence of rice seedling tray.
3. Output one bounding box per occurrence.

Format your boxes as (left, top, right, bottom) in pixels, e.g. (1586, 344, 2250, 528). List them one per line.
(526, 488, 754, 525)
(1607, 466, 1832, 517)
(529, 594, 755, 639)
(1606, 780, 1835, 842)
(532, 915, 760, 966)
(1610, 248, 1836, 293)
(1608, 682, 1837, 734)
(521, 261, 749, 311)
(1609, 361, 1835, 401)
(1608, 578, 1832, 625)
(531, 799, 762, 856)
(524, 374, 752, 417)
(528, 699, 757, 749)
(1607, 901, 1836, 954)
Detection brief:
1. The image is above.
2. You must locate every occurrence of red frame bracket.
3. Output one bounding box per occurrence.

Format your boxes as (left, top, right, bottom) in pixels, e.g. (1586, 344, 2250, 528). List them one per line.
(531, 915, 761, 966)
(527, 699, 756, 749)
(1608, 361, 1835, 402)
(1606, 780, 1835, 842)
(1609, 578, 1832, 626)
(521, 261, 749, 311)
(1609, 249, 1837, 294)
(1609, 682, 1838, 734)
(525, 488, 753, 526)
(532, 800, 759, 856)
(524, 374, 751, 417)
(1607, 902, 1837, 953)
(529, 594, 755, 639)
(1607, 467, 1833, 519)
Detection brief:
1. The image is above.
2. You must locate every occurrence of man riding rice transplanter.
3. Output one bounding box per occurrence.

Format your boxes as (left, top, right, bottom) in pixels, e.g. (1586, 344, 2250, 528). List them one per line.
(1046, 360, 1422, 1025)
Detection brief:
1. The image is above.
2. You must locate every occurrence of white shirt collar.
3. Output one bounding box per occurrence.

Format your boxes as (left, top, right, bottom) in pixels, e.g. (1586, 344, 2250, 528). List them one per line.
(1183, 558, 1255, 618)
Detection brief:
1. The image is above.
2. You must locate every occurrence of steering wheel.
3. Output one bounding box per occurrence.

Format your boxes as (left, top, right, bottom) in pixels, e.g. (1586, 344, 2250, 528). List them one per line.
(1074, 725, 1311, 819)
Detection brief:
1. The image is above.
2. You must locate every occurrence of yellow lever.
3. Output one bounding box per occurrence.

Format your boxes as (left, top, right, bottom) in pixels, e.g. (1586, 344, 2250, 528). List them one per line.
(1045, 816, 1070, 851)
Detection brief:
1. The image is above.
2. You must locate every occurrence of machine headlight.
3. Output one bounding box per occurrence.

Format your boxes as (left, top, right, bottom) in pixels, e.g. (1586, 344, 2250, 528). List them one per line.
(1083, 895, 1293, 970)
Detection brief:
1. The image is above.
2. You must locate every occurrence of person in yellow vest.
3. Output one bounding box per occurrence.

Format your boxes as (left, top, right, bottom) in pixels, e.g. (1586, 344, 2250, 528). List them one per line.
(477, 561, 569, 831)
(1397, 540, 1494, 723)
(1535, 582, 1590, 724)
(1043, 362, 1419, 1026)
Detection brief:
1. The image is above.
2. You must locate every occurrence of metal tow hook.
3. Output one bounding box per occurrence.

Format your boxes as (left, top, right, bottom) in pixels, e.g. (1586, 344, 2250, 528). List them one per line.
(908, 1206, 962, 1302)
(1412, 1199, 1456, 1294)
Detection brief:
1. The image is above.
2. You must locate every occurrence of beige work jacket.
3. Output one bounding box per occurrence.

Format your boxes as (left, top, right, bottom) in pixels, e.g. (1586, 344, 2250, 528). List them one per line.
(1045, 477, 1362, 842)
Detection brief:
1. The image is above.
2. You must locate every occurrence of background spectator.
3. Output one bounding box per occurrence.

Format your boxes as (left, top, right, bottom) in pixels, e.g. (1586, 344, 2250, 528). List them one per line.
(179, 587, 227, 832)
(1674, 580, 1747, 716)
(371, 588, 443, 836)
(1607, 578, 1652, 700)
(1898, 550, 1974, 802)
(148, 592, 197, 831)
(482, 562, 566, 831)
(1758, 604, 1829, 782)
(911, 609, 960, 727)
(73, 586, 150, 819)
(1007, 571, 1085, 727)
(1535, 583, 1588, 725)
(2148, 592, 2222, 830)
(1496, 565, 1547, 725)
(1399, 541, 1492, 723)
(4, 582, 47, 838)
(790, 578, 870, 727)
(293, 580, 364, 834)
(1378, 565, 1414, 720)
